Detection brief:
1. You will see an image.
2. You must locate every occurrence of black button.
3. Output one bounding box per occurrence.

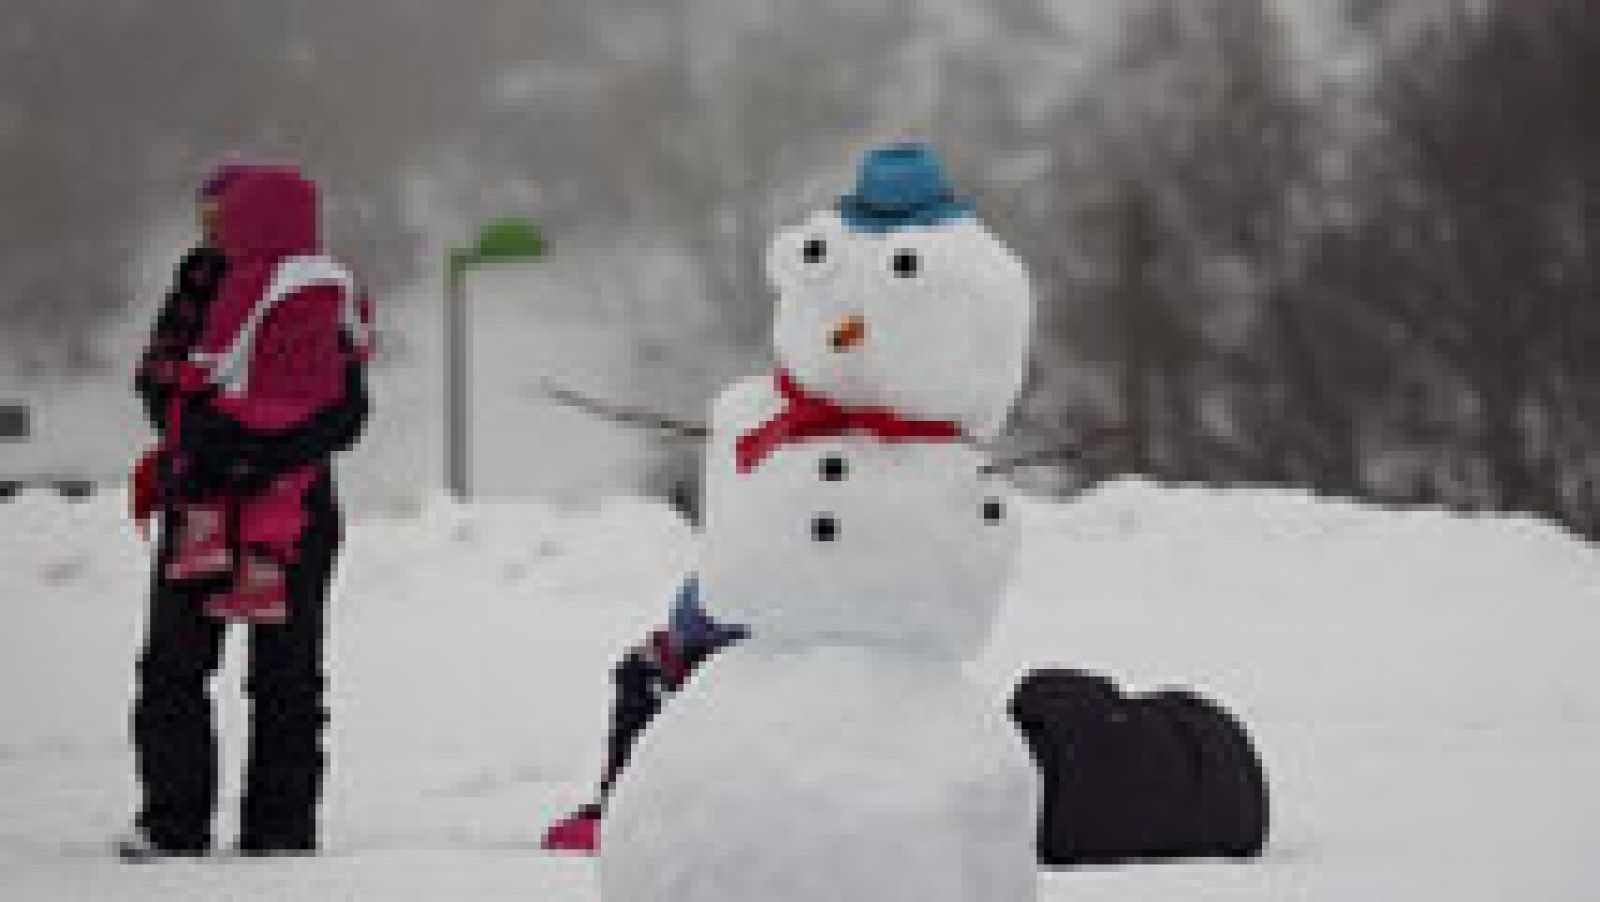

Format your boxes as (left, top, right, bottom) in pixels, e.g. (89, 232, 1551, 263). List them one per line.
(820, 456, 847, 481)
(983, 499, 1005, 523)
(892, 249, 919, 277)
(803, 238, 827, 264)
(812, 514, 839, 542)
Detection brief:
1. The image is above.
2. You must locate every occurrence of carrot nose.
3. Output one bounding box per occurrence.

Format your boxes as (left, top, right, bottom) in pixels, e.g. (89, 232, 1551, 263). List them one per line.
(830, 315, 867, 352)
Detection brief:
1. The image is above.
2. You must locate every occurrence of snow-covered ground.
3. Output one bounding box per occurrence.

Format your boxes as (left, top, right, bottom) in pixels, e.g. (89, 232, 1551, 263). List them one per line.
(1, 480, 1596, 900)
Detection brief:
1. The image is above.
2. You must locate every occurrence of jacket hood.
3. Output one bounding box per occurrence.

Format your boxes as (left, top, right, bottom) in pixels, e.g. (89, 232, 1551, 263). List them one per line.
(216, 166, 320, 259)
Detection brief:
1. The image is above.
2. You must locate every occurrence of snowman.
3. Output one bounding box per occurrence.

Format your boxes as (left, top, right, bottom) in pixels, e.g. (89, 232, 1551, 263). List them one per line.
(600, 144, 1039, 902)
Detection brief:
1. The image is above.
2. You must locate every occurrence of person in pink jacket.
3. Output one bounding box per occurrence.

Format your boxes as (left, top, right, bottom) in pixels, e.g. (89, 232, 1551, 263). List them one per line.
(123, 162, 370, 860)
(158, 165, 367, 623)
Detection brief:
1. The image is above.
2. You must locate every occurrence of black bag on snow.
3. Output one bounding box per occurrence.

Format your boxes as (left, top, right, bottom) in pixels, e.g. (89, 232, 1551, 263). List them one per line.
(1008, 668, 1269, 866)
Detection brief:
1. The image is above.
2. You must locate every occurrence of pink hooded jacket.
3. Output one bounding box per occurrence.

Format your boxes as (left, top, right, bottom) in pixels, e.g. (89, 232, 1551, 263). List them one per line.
(198, 166, 352, 431)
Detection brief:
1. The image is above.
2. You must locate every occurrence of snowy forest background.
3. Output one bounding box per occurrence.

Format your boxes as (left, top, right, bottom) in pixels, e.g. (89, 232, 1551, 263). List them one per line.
(2, 0, 1598, 538)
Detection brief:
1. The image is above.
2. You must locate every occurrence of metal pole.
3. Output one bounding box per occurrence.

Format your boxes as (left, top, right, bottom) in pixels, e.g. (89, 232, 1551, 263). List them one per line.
(443, 221, 544, 498)
(446, 258, 469, 498)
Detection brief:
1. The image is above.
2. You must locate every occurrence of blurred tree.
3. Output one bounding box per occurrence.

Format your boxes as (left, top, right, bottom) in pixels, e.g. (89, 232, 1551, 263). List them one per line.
(1076, 0, 1320, 481)
(2, 0, 1595, 534)
(1317, 0, 1600, 526)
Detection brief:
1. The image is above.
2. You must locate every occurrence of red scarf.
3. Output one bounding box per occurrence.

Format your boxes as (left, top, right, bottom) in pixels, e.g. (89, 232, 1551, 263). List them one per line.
(735, 370, 964, 473)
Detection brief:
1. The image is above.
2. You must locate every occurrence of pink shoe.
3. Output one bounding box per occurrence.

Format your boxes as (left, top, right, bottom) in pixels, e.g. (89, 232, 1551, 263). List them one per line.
(541, 805, 602, 855)
(165, 504, 233, 581)
(204, 552, 288, 624)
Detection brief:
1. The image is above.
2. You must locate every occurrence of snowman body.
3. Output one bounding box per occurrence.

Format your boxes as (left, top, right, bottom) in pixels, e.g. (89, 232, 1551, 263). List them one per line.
(598, 640, 1038, 902)
(699, 376, 1020, 657)
(601, 146, 1039, 902)
(600, 379, 1039, 902)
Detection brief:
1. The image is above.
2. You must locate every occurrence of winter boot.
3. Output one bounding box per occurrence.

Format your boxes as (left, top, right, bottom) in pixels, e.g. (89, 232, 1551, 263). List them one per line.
(542, 803, 603, 854)
(115, 827, 209, 863)
(205, 550, 288, 624)
(165, 503, 233, 582)
(232, 836, 318, 858)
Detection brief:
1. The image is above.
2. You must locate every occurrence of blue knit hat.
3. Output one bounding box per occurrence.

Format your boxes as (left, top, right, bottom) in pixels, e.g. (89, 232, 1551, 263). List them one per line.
(836, 143, 975, 234)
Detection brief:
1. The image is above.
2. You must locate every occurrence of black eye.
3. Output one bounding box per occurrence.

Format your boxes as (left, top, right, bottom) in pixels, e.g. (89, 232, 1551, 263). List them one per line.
(983, 499, 1005, 524)
(820, 456, 847, 482)
(812, 514, 839, 543)
(802, 238, 827, 264)
(892, 249, 919, 278)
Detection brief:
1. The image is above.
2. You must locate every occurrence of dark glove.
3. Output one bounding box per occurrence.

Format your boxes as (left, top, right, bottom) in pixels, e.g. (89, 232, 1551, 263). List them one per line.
(177, 448, 270, 498)
(171, 396, 273, 498)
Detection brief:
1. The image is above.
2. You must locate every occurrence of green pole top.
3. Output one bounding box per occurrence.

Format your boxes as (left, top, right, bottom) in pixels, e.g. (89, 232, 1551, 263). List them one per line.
(450, 216, 546, 279)
(472, 217, 546, 261)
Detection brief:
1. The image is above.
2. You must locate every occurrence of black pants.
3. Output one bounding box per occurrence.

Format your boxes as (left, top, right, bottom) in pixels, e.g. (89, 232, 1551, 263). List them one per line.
(596, 649, 668, 802)
(595, 630, 741, 805)
(132, 478, 341, 850)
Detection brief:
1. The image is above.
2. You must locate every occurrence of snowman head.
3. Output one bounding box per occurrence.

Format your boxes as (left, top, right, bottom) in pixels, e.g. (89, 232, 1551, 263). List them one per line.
(767, 144, 1033, 441)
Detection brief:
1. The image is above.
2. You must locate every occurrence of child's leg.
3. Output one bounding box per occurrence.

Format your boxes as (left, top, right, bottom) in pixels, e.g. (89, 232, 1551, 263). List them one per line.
(543, 634, 671, 854)
(237, 468, 317, 553)
(165, 500, 233, 582)
(597, 637, 673, 800)
(596, 599, 747, 794)
(205, 469, 316, 624)
(206, 553, 289, 624)
(543, 595, 745, 854)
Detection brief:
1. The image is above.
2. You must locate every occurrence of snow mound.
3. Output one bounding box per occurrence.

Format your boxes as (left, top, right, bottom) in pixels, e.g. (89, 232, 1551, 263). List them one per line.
(0, 479, 1596, 899)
